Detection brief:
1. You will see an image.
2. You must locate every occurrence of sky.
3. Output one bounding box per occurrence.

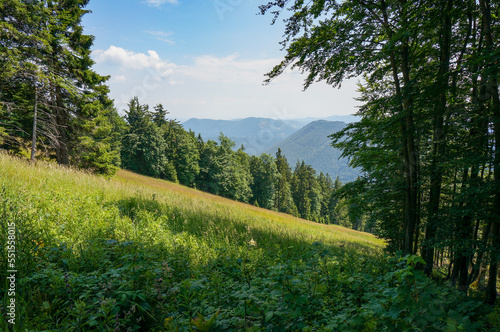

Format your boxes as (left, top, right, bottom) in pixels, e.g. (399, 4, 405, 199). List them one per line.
(81, 0, 360, 121)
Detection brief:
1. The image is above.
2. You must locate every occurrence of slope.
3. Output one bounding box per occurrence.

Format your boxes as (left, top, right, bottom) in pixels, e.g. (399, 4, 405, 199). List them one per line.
(264, 120, 360, 182)
(0, 153, 487, 331)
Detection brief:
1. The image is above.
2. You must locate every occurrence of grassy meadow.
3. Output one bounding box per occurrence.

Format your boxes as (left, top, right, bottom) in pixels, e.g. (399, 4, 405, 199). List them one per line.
(0, 153, 493, 331)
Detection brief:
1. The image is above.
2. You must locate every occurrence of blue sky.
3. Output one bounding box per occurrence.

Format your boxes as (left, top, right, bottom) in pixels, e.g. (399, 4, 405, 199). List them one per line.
(82, 0, 360, 120)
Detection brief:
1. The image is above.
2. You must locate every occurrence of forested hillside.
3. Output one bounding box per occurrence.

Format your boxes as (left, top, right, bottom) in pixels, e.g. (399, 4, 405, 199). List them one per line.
(264, 120, 360, 183)
(118, 97, 367, 229)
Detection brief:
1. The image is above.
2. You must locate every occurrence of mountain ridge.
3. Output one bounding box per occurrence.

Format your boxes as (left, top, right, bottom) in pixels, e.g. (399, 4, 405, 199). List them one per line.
(182, 117, 360, 183)
(264, 120, 359, 183)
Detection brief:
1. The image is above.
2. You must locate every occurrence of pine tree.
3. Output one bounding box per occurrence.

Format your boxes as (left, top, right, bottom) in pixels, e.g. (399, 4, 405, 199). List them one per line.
(274, 148, 296, 214)
(250, 153, 278, 209)
(1, 0, 118, 174)
(121, 97, 169, 178)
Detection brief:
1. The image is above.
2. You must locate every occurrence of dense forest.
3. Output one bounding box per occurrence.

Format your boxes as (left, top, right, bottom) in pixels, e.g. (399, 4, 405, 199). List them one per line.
(1, 0, 499, 312)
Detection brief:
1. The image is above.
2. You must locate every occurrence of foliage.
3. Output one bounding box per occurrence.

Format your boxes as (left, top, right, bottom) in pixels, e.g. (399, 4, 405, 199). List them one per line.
(249, 153, 278, 209)
(121, 97, 171, 179)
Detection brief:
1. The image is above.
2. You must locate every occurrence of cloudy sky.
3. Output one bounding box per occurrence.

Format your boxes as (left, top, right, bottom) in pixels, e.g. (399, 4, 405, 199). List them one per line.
(82, 0, 360, 120)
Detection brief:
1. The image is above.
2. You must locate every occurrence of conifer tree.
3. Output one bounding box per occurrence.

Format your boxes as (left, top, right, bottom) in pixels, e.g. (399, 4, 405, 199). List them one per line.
(121, 97, 169, 179)
(274, 148, 296, 214)
(250, 153, 279, 209)
(0, 0, 119, 173)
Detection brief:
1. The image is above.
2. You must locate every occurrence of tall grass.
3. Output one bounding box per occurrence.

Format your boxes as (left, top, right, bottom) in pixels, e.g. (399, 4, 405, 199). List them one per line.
(0, 153, 490, 331)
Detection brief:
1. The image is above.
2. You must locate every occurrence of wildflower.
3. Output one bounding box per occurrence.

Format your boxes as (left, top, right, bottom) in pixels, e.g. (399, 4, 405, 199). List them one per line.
(164, 317, 174, 327)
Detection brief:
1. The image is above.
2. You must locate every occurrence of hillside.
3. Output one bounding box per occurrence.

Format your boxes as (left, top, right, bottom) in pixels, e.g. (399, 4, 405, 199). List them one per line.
(0, 153, 489, 331)
(264, 120, 360, 182)
(182, 117, 305, 155)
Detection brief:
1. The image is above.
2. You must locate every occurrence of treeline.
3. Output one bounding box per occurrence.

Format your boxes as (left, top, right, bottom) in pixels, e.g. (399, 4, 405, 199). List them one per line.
(120, 97, 367, 230)
(261, 0, 500, 304)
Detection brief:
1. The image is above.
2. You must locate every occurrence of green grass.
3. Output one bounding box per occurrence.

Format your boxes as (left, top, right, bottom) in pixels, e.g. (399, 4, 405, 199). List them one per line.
(0, 153, 492, 331)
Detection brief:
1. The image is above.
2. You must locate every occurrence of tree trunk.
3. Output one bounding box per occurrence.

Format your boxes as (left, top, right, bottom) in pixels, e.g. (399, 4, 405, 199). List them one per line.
(381, 0, 418, 255)
(424, 0, 452, 274)
(55, 86, 69, 165)
(400, 9, 418, 256)
(30, 84, 38, 163)
(479, 0, 499, 305)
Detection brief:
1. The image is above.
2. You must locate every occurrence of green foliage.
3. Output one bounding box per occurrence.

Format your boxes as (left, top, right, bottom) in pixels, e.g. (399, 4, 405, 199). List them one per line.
(261, 0, 500, 303)
(121, 97, 171, 179)
(158, 115, 200, 187)
(291, 161, 323, 221)
(75, 105, 123, 176)
(274, 148, 297, 215)
(196, 134, 253, 202)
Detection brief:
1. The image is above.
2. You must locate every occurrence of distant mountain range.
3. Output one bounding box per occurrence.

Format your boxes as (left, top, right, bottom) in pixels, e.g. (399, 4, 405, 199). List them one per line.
(263, 120, 359, 183)
(182, 117, 306, 155)
(182, 117, 360, 183)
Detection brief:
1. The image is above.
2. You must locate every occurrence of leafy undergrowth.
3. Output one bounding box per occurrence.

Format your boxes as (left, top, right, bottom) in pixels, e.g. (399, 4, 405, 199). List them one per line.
(0, 154, 493, 331)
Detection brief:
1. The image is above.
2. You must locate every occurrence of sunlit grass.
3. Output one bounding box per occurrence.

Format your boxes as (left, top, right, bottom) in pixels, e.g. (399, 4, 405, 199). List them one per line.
(114, 169, 385, 252)
(1, 157, 375, 270)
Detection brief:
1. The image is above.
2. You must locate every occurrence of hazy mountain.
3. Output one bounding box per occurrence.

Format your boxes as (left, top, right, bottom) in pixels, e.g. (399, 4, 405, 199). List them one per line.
(293, 114, 358, 124)
(264, 120, 360, 183)
(182, 117, 306, 155)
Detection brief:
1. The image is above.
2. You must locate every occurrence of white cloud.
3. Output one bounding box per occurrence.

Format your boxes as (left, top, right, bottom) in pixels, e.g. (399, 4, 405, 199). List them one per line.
(143, 0, 178, 7)
(94, 46, 177, 76)
(111, 75, 127, 82)
(91, 46, 359, 119)
(145, 30, 175, 45)
(178, 54, 279, 84)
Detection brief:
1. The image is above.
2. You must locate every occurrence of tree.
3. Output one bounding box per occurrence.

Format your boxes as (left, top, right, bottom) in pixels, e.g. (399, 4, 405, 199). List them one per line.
(260, 0, 430, 254)
(196, 134, 252, 202)
(74, 105, 124, 176)
(291, 161, 320, 221)
(215, 136, 252, 202)
(121, 97, 169, 179)
(250, 153, 279, 209)
(152, 104, 169, 127)
(318, 172, 334, 223)
(157, 114, 200, 187)
(174, 130, 200, 187)
(0, 0, 117, 174)
(197, 139, 220, 193)
(274, 148, 297, 215)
